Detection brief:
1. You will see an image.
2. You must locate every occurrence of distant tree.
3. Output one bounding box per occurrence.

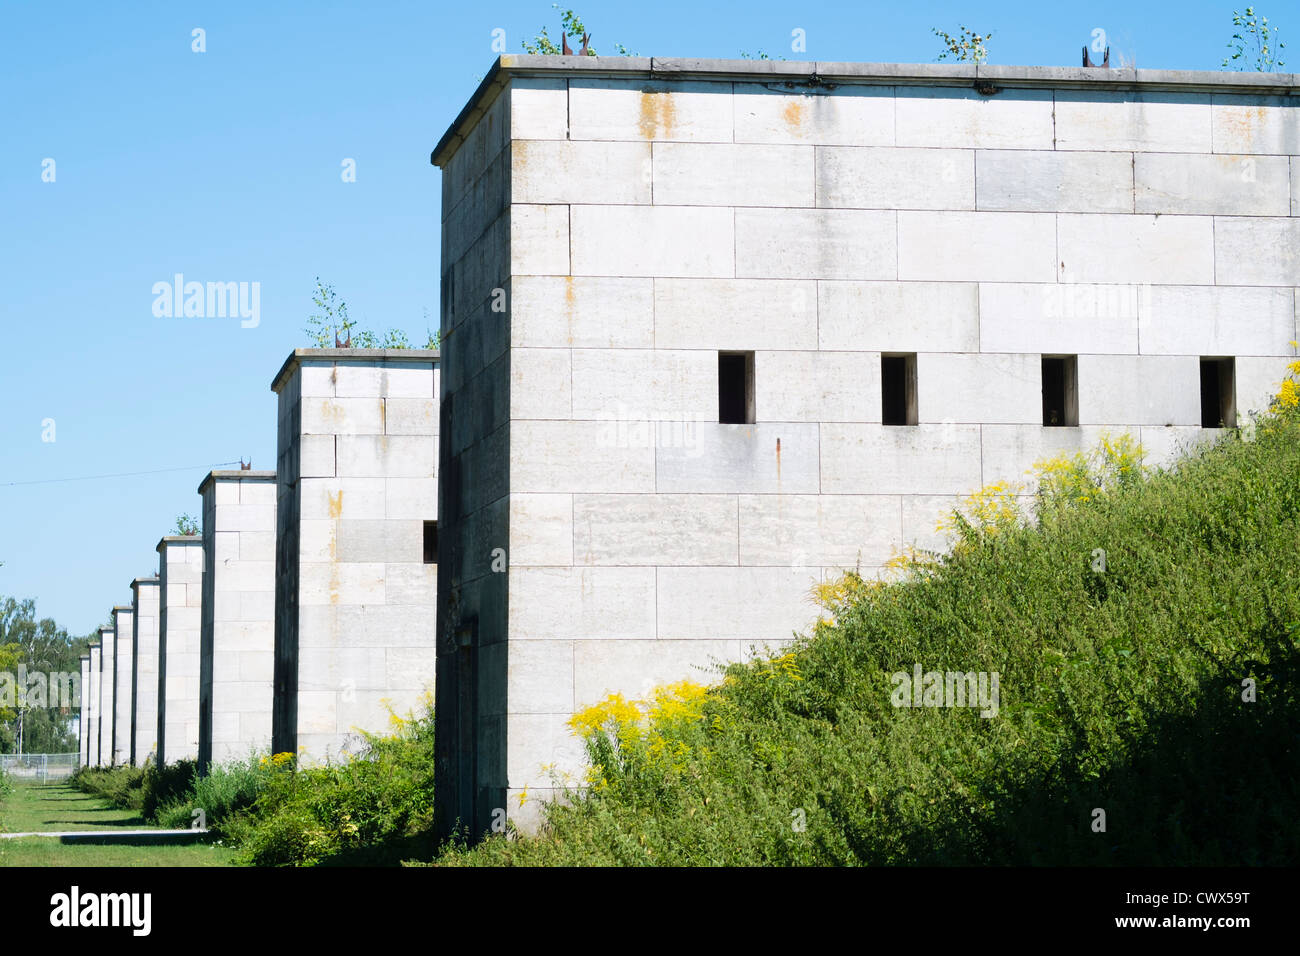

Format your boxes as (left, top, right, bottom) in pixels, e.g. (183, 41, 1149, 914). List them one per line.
(1223, 7, 1286, 70)
(933, 25, 994, 63)
(0, 597, 88, 754)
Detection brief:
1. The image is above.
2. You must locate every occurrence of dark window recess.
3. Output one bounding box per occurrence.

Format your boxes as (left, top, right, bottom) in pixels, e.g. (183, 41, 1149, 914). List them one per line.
(1200, 357, 1236, 428)
(1041, 355, 1078, 427)
(423, 521, 438, 564)
(881, 354, 918, 426)
(718, 351, 755, 424)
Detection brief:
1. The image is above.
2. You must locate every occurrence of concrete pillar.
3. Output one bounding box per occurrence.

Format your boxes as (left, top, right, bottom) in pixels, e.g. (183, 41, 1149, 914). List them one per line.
(196, 472, 276, 771)
(130, 577, 161, 766)
(111, 606, 133, 766)
(78, 653, 91, 768)
(97, 625, 114, 766)
(157, 536, 203, 765)
(270, 349, 440, 763)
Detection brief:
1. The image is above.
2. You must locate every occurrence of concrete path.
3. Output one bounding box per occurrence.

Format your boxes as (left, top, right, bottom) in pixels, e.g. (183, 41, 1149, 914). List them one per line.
(1, 829, 208, 839)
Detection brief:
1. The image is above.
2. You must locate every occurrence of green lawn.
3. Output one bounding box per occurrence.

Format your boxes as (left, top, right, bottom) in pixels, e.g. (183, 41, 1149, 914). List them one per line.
(0, 780, 239, 867)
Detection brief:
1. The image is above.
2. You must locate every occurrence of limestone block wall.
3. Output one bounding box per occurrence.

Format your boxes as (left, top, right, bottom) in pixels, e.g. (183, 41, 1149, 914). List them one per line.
(433, 57, 1300, 832)
(111, 607, 133, 765)
(271, 349, 440, 763)
(87, 643, 101, 767)
(197, 472, 275, 770)
(97, 625, 115, 766)
(130, 576, 160, 765)
(79, 653, 91, 768)
(433, 82, 513, 836)
(157, 536, 204, 765)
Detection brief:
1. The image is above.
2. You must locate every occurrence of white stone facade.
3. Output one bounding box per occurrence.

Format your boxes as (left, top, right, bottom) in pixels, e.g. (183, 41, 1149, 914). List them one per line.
(197, 473, 276, 769)
(271, 350, 440, 763)
(111, 606, 133, 766)
(130, 577, 160, 765)
(158, 535, 204, 765)
(432, 57, 1300, 834)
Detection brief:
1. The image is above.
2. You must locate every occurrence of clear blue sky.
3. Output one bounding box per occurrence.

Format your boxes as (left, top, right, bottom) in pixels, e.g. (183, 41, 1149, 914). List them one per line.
(0, 0, 1281, 636)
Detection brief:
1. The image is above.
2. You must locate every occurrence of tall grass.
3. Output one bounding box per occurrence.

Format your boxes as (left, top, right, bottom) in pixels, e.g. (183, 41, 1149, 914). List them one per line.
(435, 385, 1300, 866)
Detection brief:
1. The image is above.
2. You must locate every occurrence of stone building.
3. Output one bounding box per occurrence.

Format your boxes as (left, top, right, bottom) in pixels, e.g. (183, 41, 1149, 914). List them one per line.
(82, 648, 97, 768)
(97, 624, 114, 766)
(431, 55, 1299, 833)
(197, 472, 275, 770)
(270, 349, 440, 762)
(157, 534, 204, 765)
(130, 576, 160, 765)
(111, 606, 133, 766)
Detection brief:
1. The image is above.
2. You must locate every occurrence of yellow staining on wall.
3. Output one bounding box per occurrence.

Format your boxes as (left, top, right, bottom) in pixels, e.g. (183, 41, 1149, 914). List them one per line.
(782, 99, 805, 135)
(638, 89, 677, 140)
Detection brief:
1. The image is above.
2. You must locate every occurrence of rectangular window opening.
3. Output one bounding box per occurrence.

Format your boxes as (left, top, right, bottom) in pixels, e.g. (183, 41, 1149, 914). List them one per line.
(718, 351, 755, 424)
(1041, 355, 1078, 427)
(1200, 357, 1236, 428)
(881, 353, 917, 426)
(423, 520, 439, 564)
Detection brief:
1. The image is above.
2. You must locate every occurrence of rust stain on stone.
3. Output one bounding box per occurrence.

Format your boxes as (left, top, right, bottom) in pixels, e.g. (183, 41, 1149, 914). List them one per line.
(328, 490, 344, 519)
(776, 436, 782, 482)
(639, 90, 676, 140)
(782, 100, 804, 134)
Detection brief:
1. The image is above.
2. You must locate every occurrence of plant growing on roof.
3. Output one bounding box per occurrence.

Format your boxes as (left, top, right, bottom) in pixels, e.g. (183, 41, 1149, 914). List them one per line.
(172, 514, 199, 536)
(932, 25, 994, 63)
(1223, 7, 1286, 71)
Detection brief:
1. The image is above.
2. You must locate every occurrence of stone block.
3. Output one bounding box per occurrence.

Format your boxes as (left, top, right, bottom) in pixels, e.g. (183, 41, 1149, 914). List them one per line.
(570, 205, 734, 277)
(655, 423, 821, 493)
(897, 211, 1056, 282)
(654, 142, 814, 206)
(654, 279, 817, 350)
(818, 281, 980, 352)
(820, 423, 983, 495)
(1059, 214, 1214, 285)
(512, 276, 655, 349)
(818, 146, 974, 210)
(734, 86, 894, 145)
(976, 149, 1133, 212)
(1135, 153, 1290, 215)
(735, 208, 895, 280)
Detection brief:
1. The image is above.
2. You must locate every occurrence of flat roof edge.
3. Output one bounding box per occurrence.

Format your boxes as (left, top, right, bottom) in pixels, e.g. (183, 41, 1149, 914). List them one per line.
(433, 55, 1299, 165)
(197, 470, 276, 495)
(271, 348, 441, 394)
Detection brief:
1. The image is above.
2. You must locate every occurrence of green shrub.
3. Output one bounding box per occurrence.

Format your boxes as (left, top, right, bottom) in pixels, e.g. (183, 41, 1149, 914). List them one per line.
(436, 390, 1300, 866)
(141, 759, 197, 820)
(73, 765, 147, 810)
(153, 753, 271, 831)
(231, 706, 437, 866)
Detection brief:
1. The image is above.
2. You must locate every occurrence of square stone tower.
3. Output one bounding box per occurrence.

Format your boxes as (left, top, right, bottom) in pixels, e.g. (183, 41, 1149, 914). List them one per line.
(81, 650, 95, 770)
(79, 652, 92, 768)
(111, 606, 134, 765)
(157, 535, 204, 765)
(270, 349, 440, 762)
(97, 624, 115, 766)
(197, 471, 276, 770)
(431, 56, 1299, 835)
(130, 576, 160, 765)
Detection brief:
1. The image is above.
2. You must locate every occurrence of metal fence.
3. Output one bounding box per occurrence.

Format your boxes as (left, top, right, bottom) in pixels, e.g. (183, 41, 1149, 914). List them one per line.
(0, 753, 79, 784)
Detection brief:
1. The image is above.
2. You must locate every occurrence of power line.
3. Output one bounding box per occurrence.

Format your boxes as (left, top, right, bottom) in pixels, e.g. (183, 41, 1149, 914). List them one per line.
(0, 461, 245, 488)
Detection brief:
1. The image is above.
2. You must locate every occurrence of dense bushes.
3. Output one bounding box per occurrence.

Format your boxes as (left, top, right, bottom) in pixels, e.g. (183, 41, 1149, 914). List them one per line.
(75, 706, 437, 866)
(435, 383, 1300, 865)
(151, 755, 270, 832)
(226, 708, 438, 866)
(74, 765, 147, 810)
